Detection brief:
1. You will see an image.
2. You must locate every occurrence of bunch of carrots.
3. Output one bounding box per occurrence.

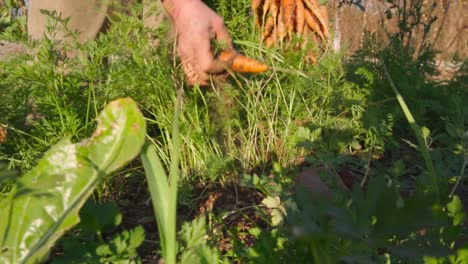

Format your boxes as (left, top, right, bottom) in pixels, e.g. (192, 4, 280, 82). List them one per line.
(213, 0, 330, 75)
(252, 0, 329, 47)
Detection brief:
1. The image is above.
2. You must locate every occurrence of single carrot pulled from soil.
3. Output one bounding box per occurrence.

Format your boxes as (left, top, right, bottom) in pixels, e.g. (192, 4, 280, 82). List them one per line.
(218, 50, 269, 74)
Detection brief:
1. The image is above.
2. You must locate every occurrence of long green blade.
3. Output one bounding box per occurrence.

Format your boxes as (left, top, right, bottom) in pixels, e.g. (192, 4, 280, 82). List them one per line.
(140, 141, 171, 260)
(382, 62, 439, 202)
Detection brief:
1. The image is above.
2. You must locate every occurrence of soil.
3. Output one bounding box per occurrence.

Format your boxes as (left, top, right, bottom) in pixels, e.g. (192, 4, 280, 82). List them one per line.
(117, 177, 266, 263)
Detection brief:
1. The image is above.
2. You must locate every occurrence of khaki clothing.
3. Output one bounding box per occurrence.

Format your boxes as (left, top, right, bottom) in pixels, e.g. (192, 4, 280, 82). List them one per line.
(27, 0, 164, 43)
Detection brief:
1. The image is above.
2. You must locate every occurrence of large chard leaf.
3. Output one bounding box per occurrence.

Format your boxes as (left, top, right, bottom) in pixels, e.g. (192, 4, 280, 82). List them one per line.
(0, 98, 146, 264)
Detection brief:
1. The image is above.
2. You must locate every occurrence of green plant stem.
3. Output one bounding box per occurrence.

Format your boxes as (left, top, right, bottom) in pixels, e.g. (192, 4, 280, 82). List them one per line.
(140, 91, 183, 264)
(382, 61, 440, 203)
(167, 89, 183, 264)
(52, 78, 66, 132)
(141, 142, 173, 264)
(360, 147, 373, 187)
(85, 77, 97, 132)
(449, 151, 468, 198)
(310, 241, 332, 264)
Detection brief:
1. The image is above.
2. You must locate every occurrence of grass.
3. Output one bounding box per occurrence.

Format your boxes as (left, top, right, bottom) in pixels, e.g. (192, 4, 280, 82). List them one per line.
(0, 1, 467, 262)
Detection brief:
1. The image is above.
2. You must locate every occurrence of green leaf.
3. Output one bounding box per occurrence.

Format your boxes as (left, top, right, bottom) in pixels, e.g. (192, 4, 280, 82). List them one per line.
(447, 195, 466, 226)
(262, 196, 282, 209)
(421, 126, 430, 141)
(179, 217, 207, 264)
(0, 162, 18, 185)
(424, 246, 468, 263)
(445, 123, 461, 139)
(179, 217, 228, 264)
(0, 98, 146, 264)
(262, 196, 286, 226)
(140, 142, 173, 261)
(195, 245, 226, 264)
(79, 200, 122, 235)
(140, 91, 183, 264)
(447, 196, 463, 214)
(105, 226, 145, 258)
(296, 126, 311, 139)
(179, 216, 207, 250)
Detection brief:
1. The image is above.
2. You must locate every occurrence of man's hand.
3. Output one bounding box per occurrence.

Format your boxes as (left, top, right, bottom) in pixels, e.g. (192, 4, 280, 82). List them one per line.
(163, 0, 233, 85)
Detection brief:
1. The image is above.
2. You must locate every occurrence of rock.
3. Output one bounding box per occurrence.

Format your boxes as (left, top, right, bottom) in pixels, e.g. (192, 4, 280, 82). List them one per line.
(296, 167, 333, 200)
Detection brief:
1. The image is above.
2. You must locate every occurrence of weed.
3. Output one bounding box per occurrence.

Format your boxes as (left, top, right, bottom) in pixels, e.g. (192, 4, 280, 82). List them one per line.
(52, 200, 144, 264)
(0, 0, 27, 41)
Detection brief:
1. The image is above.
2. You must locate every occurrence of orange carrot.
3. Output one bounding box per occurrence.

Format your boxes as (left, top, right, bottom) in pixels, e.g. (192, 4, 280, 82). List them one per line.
(252, 0, 264, 27)
(218, 50, 269, 73)
(300, 25, 310, 49)
(0, 126, 7, 143)
(295, 0, 305, 35)
(319, 5, 329, 36)
(262, 0, 272, 20)
(281, 0, 296, 38)
(270, 0, 280, 42)
(263, 16, 275, 39)
(304, 8, 325, 40)
(270, 0, 280, 17)
(304, 0, 329, 37)
(252, 0, 262, 10)
(305, 52, 317, 64)
(277, 8, 286, 42)
(265, 35, 275, 47)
